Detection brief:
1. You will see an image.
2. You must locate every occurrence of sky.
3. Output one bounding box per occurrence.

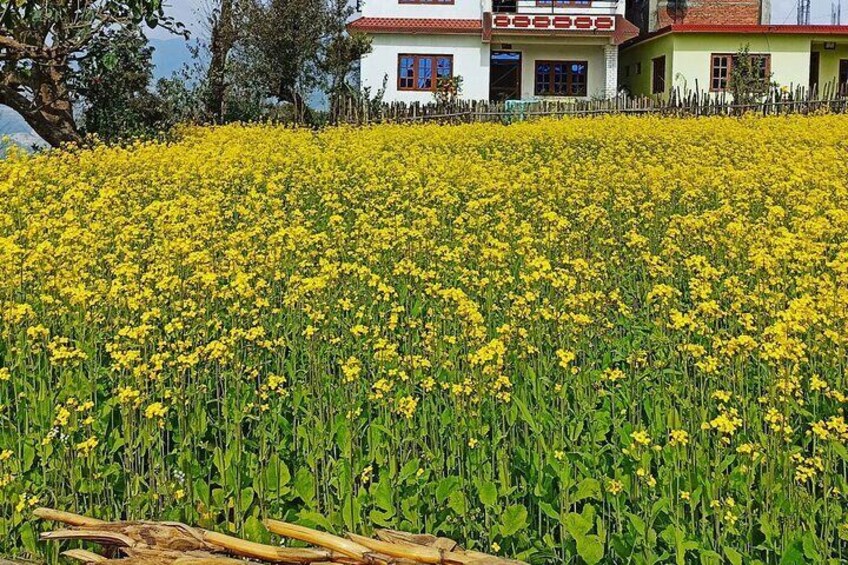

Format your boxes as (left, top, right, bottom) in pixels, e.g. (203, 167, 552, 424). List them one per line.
(156, 0, 842, 31)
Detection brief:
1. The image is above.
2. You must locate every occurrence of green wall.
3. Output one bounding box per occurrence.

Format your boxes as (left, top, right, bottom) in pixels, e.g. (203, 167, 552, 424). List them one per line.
(622, 32, 848, 98)
(620, 35, 674, 97)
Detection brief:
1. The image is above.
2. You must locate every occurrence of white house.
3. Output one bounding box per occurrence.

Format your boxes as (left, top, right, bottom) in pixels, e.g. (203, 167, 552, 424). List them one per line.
(348, 1, 640, 103)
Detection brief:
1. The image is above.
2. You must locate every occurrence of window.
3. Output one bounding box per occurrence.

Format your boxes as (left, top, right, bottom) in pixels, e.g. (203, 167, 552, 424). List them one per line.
(534, 61, 588, 96)
(399, 0, 454, 3)
(652, 56, 666, 95)
(636, 62, 642, 75)
(710, 53, 770, 92)
(398, 55, 453, 91)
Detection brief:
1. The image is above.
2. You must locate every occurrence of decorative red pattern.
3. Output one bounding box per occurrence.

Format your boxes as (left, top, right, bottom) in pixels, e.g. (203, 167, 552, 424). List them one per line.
(492, 13, 616, 32)
(347, 17, 483, 34)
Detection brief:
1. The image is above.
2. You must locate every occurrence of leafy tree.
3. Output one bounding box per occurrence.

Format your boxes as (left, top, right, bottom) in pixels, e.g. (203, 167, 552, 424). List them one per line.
(729, 45, 774, 107)
(204, 0, 249, 123)
(234, 0, 327, 124)
(0, 1, 184, 146)
(321, 0, 371, 115)
(75, 26, 167, 142)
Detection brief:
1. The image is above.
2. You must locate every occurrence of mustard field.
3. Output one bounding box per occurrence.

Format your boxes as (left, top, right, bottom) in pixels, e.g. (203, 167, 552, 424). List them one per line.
(1, 116, 847, 563)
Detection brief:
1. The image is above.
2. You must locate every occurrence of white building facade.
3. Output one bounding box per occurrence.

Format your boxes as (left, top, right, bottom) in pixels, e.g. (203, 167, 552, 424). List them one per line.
(349, 1, 640, 103)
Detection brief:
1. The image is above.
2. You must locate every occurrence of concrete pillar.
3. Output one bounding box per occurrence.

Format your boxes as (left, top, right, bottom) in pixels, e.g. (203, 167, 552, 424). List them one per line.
(604, 44, 619, 99)
(760, 0, 772, 24)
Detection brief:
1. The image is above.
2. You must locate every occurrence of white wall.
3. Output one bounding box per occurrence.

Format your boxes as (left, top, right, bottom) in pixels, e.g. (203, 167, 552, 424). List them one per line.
(361, 34, 490, 102)
(360, 0, 483, 19)
(508, 41, 610, 99)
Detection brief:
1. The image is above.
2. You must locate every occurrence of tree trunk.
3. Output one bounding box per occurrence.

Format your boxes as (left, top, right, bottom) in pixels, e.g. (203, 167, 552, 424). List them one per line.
(205, 0, 237, 124)
(0, 62, 82, 147)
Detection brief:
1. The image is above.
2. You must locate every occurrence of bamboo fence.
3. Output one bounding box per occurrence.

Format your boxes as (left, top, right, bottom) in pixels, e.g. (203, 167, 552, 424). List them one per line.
(330, 83, 848, 125)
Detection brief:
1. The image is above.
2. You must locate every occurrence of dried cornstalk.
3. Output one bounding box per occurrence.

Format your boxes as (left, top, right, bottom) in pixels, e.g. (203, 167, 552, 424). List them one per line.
(35, 508, 527, 565)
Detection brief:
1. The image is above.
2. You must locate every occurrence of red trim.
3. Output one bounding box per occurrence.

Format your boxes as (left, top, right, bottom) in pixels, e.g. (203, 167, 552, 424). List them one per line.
(612, 15, 640, 45)
(624, 24, 848, 48)
(347, 17, 482, 35)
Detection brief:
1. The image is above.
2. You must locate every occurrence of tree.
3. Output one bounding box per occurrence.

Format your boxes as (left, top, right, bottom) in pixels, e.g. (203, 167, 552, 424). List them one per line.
(75, 26, 167, 142)
(0, 1, 184, 147)
(729, 45, 774, 108)
(205, 0, 246, 123)
(320, 0, 371, 112)
(235, 0, 326, 123)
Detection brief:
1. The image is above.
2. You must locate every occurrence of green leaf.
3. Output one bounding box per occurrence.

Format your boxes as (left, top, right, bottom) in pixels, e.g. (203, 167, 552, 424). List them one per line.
(373, 477, 394, 513)
(780, 541, 805, 565)
(399, 458, 420, 482)
(576, 534, 604, 565)
(724, 547, 743, 565)
(20, 522, 37, 554)
(294, 467, 315, 505)
(627, 512, 647, 537)
(499, 504, 528, 537)
(244, 515, 269, 543)
(479, 481, 498, 507)
(802, 532, 821, 561)
(448, 491, 467, 515)
(194, 478, 210, 505)
(539, 501, 559, 521)
(436, 475, 460, 504)
(298, 510, 335, 532)
(23, 443, 36, 472)
(239, 486, 255, 513)
(563, 512, 593, 540)
(573, 478, 601, 502)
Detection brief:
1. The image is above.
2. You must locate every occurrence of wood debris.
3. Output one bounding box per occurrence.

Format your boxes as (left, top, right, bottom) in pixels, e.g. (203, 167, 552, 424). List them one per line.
(34, 508, 527, 565)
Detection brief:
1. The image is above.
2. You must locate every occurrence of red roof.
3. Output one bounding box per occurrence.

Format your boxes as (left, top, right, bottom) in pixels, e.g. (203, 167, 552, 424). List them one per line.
(625, 24, 848, 47)
(347, 17, 482, 35)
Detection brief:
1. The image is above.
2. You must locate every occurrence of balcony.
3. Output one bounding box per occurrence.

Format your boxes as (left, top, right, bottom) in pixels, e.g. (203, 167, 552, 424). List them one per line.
(488, 0, 621, 16)
(483, 1, 621, 36)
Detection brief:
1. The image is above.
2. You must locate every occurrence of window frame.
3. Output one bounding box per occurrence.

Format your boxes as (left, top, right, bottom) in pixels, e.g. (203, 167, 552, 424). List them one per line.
(709, 52, 771, 92)
(397, 54, 455, 92)
(839, 59, 848, 93)
(534, 60, 589, 97)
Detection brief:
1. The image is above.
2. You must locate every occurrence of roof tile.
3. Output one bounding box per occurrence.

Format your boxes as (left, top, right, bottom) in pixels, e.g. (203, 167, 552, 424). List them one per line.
(347, 17, 483, 35)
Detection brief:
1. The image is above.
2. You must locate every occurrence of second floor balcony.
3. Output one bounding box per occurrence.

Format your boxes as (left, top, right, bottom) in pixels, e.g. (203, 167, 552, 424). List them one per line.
(488, 0, 621, 16)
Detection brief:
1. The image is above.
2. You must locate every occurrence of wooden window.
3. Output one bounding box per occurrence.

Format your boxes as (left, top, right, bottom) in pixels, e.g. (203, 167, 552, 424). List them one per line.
(710, 53, 771, 92)
(636, 62, 642, 75)
(652, 56, 666, 95)
(397, 55, 453, 92)
(534, 61, 588, 96)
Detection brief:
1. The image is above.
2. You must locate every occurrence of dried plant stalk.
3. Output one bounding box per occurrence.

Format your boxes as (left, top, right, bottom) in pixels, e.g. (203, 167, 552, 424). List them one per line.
(264, 520, 370, 561)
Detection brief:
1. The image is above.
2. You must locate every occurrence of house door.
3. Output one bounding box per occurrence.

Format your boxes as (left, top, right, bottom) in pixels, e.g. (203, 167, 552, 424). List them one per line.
(490, 51, 522, 101)
(809, 51, 820, 93)
(840, 59, 848, 95)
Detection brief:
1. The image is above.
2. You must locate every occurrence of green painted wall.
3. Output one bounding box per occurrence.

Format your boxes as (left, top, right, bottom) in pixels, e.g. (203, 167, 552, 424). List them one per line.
(817, 43, 848, 94)
(622, 32, 848, 98)
(619, 35, 674, 97)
